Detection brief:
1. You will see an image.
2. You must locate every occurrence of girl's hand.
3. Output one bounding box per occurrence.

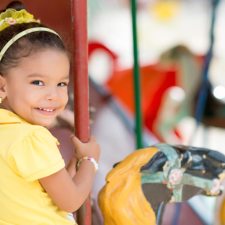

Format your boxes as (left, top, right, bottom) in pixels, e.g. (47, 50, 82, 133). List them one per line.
(39, 136, 100, 212)
(71, 135, 100, 162)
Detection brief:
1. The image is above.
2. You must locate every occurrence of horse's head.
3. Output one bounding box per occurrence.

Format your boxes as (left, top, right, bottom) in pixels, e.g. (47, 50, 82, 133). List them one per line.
(141, 144, 225, 220)
(98, 144, 225, 225)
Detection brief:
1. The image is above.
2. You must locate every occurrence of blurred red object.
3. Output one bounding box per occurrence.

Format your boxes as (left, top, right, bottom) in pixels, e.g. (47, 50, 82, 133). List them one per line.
(88, 41, 179, 141)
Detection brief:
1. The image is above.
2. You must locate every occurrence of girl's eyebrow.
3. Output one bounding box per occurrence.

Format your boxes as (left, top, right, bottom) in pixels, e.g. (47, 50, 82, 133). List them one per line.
(27, 73, 44, 77)
(27, 73, 70, 80)
(27, 73, 48, 79)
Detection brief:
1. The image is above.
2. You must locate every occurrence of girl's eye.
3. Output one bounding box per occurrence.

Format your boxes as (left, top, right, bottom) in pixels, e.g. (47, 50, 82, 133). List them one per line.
(58, 82, 68, 87)
(31, 80, 44, 86)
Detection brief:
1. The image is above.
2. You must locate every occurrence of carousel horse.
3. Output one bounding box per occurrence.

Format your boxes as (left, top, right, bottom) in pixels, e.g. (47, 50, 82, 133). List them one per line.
(98, 144, 225, 225)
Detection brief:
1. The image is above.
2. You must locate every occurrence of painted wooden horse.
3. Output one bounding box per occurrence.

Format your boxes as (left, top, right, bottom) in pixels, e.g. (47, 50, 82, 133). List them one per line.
(98, 144, 225, 225)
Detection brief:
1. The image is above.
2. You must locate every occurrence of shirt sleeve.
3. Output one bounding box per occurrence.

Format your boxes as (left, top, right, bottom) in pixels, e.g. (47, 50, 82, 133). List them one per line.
(9, 126, 65, 181)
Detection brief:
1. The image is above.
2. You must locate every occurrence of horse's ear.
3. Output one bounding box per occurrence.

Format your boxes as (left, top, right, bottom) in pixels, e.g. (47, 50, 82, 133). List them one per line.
(113, 162, 120, 168)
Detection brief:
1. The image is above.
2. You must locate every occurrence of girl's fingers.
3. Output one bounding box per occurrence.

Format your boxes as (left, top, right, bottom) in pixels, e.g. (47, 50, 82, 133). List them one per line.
(70, 135, 82, 148)
(71, 135, 96, 144)
(70, 135, 100, 161)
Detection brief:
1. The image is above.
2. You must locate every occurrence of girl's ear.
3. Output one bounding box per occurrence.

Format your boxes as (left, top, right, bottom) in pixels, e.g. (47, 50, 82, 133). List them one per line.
(0, 75, 7, 100)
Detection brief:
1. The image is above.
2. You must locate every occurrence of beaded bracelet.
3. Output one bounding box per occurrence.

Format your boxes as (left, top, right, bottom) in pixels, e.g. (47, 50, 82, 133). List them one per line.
(77, 156, 99, 171)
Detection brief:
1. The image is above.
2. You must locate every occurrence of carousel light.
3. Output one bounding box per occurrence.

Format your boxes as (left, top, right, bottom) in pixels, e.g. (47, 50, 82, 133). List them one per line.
(213, 85, 225, 101)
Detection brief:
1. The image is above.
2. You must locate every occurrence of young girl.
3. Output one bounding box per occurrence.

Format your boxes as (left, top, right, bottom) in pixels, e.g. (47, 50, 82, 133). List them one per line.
(0, 3, 100, 225)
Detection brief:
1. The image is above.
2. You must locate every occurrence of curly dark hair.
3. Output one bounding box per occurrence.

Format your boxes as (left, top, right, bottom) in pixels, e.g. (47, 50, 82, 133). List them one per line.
(0, 1, 67, 74)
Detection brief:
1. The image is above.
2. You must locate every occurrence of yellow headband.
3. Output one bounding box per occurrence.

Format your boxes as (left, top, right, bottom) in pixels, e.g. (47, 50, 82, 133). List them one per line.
(0, 9, 61, 62)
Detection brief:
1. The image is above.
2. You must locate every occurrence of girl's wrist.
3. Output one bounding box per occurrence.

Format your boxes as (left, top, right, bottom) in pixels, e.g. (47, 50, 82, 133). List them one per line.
(76, 156, 99, 172)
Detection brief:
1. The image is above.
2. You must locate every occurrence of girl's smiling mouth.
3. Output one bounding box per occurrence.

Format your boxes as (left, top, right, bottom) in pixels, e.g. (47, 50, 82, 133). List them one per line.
(38, 107, 54, 112)
(36, 107, 56, 114)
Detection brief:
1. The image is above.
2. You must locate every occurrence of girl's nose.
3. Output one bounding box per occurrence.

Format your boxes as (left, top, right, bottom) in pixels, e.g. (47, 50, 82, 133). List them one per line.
(46, 88, 58, 101)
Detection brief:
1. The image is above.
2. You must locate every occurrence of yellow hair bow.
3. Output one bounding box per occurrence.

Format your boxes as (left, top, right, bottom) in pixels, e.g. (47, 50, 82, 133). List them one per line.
(0, 8, 40, 32)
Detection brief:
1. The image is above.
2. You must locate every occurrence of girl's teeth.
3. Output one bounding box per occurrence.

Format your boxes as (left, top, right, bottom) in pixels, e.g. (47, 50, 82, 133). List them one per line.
(39, 108, 54, 112)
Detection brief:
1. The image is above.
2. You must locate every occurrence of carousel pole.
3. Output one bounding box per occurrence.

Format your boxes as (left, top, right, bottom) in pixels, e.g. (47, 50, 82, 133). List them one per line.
(71, 0, 91, 225)
(194, 0, 220, 126)
(130, 0, 143, 149)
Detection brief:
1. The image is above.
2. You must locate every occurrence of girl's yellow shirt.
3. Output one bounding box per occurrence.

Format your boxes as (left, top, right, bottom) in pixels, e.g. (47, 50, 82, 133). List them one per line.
(0, 109, 76, 225)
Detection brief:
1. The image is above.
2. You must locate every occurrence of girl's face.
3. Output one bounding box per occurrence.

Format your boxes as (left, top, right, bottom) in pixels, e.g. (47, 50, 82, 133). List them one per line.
(1, 48, 70, 127)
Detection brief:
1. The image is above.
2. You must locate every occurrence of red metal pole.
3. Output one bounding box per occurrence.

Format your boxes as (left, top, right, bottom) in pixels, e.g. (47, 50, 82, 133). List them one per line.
(71, 0, 91, 225)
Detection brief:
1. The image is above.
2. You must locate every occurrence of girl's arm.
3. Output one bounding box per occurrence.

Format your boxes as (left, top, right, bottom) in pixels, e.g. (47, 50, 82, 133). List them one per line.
(39, 136, 100, 212)
(66, 157, 77, 178)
